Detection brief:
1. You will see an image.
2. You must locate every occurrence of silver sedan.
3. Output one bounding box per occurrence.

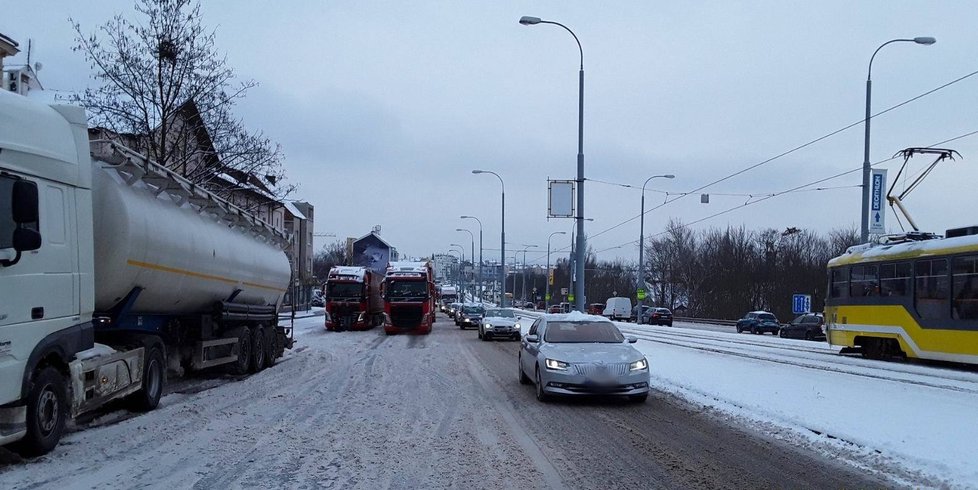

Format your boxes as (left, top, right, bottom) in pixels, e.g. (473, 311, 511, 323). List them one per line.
(479, 308, 522, 341)
(518, 312, 650, 403)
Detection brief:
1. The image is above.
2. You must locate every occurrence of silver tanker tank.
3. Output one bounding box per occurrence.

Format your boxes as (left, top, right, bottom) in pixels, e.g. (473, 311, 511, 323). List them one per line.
(90, 149, 291, 315)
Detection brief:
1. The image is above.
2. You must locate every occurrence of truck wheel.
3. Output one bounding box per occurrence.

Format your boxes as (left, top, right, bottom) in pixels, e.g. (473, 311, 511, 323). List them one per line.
(250, 326, 267, 373)
(127, 345, 165, 412)
(15, 366, 67, 457)
(264, 327, 278, 368)
(229, 327, 252, 375)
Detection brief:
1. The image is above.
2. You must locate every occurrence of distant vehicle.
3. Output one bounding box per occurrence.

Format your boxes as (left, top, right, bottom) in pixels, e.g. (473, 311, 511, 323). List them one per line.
(439, 285, 458, 312)
(603, 297, 632, 322)
(324, 266, 384, 331)
(559, 302, 572, 313)
(383, 261, 436, 335)
(456, 304, 486, 329)
(311, 290, 324, 308)
(518, 313, 650, 403)
(779, 314, 825, 341)
(547, 305, 564, 314)
(646, 308, 674, 326)
(736, 311, 780, 335)
(586, 303, 605, 315)
(630, 305, 652, 323)
(522, 301, 537, 310)
(447, 302, 462, 318)
(479, 308, 522, 341)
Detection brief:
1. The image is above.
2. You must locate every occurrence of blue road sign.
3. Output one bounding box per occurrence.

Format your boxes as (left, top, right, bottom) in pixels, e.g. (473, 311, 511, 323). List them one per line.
(792, 294, 812, 314)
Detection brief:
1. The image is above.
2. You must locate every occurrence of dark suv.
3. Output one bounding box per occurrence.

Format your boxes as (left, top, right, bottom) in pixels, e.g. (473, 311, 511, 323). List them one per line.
(456, 304, 485, 329)
(736, 311, 780, 335)
(779, 314, 825, 341)
(646, 307, 673, 326)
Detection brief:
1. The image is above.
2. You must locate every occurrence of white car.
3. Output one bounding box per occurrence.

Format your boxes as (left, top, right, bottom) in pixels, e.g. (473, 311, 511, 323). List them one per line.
(602, 297, 632, 321)
(479, 308, 522, 341)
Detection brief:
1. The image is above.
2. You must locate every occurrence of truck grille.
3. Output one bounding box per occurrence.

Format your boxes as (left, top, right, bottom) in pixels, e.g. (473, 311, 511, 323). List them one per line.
(390, 306, 423, 328)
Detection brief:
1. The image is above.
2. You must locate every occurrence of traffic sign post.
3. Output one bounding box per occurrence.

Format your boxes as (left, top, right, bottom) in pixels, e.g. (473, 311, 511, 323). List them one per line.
(792, 294, 812, 314)
(636, 289, 646, 300)
(869, 169, 887, 235)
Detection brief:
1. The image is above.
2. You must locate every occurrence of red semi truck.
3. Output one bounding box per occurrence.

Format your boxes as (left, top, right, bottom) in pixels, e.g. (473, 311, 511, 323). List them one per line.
(383, 261, 435, 335)
(324, 266, 384, 331)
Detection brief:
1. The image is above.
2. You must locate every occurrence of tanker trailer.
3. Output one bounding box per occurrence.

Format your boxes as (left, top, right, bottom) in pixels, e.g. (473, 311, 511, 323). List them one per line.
(0, 89, 292, 456)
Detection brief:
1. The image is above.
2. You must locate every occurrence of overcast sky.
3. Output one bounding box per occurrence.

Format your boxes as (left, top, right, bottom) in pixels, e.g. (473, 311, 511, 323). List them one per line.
(7, 1, 978, 267)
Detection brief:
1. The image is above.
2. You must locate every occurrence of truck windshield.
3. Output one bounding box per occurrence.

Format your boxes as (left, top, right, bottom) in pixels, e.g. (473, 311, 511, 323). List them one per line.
(327, 283, 362, 298)
(387, 280, 427, 298)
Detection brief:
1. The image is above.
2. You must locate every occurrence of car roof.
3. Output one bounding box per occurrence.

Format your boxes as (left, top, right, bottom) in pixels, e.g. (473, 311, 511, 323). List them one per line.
(542, 311, 612, 323)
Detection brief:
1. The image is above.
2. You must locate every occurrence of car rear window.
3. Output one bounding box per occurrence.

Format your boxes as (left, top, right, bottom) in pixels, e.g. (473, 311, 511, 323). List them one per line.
(758, 313, 777, 321)
(544, 321, 625, 343)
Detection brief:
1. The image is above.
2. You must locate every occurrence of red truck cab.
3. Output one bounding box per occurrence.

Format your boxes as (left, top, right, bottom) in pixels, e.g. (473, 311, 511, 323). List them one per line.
(324, 266, 384, 331)
(383, 261, 435, 335)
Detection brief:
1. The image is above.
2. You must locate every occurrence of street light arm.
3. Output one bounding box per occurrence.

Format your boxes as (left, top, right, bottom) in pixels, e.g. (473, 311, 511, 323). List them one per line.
(642, 174, 675, 192)
(539, 20, 583, 69)
(868, 38, 934, 79)
(473, 170, 504, 193)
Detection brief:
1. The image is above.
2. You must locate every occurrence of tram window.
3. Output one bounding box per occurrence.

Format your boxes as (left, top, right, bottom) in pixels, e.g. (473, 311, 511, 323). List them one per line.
(915, 259, 949, 320)
(849, 264, 879, 297)
(830, 268, 847, 298)
(880, 262, 911, 297)
(952, 255, 978, 320)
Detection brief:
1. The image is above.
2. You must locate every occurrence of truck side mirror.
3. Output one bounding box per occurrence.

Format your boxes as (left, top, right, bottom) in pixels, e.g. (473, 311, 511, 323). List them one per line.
(12, 180, 39, 224)
(13, 228, 41, 252)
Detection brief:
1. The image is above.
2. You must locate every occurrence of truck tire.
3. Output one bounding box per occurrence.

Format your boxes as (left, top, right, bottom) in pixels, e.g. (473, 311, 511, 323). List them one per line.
(228, 327, 252, 375)
(127, 345, 165, 412)
(250, 326, 267, 373)
(264, 327, 277, 368)
(14, 366, 67, 457)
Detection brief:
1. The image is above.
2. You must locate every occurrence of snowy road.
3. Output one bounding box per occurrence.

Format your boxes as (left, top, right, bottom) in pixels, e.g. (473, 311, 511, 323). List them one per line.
(0, 314, 893, 489)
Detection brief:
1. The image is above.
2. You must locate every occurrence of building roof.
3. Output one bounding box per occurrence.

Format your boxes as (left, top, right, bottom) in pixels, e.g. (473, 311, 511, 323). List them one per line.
(283, 200, 307, 220)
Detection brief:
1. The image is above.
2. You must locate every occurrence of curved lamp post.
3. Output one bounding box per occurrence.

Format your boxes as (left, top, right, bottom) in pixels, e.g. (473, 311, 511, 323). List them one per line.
(860, 36, 935, 242)
(460, 216, 483, 302)
(637, 174, 675, 309)
(456, 229, 475, 303)
(450, 243, 465, 301)
(520, 15, 586, 312)
(472, 170, 505, 306)
(546, 231, 567, 309)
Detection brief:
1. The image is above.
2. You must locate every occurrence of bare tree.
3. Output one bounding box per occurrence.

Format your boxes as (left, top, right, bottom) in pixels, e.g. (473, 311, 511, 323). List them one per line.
(71, 0, 292, 201)
(313, 240, 351, 282)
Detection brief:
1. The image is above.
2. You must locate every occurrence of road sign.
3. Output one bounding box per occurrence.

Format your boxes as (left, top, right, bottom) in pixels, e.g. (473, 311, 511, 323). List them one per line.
(568, 294, 575, 302)
(548, 268, 554, 285)
(561, 287, 568, 295)
(792, 294, 812, 314)
(636, 289, 646, 300)
(869, 169, 887, 234)
(545, 293, 551, 300)
(548, 180, 575, 218)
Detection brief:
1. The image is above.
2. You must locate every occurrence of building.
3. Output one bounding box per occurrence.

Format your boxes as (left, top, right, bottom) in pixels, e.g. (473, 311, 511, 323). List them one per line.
(1, 33, 43, 96)
(283, 201, 315, 309)
(432, 253, 458, 283)
(352, 231, 397, 275)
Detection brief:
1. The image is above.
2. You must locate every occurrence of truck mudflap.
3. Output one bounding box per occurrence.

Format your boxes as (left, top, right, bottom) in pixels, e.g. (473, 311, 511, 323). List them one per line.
(0, 405, 27, 446)
(69, 345, 145, 417)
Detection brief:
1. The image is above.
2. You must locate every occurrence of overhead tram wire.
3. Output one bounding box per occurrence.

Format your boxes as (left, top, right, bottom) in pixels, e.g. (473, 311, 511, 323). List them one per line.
(590, 128, 978, 255)
(530, 68, 978, 263)
(575, 67, 978, 250)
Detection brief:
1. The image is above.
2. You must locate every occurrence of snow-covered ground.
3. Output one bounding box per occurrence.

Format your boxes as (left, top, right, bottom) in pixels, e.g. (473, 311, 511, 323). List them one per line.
(514, 310, 978, 487)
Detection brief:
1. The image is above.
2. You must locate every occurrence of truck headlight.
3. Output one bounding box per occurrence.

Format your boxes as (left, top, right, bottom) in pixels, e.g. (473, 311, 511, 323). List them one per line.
(545, 358, 570, 371)
(629, 358, 649, 371)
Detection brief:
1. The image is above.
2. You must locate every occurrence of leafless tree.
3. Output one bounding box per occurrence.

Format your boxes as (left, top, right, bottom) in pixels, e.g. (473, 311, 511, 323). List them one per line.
(313, 240, 351, 282)
(71, 0, 292, 201)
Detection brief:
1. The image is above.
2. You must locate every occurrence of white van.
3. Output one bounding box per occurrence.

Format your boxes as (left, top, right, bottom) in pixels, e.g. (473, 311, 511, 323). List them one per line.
(603, 297, 632, 321)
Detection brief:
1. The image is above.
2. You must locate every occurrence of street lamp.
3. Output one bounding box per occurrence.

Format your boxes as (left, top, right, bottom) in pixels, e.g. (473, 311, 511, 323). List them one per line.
(450, 243, 465, 301)
(460, 216, 483, 303)
(637, 174, 675, 309)
(861, 36, 935, 242)
(472, 170, 506, 306)
(546, 231, 567, 309)
(456, 229, 475, 303)
(519, 244, 538, 304)
(446, 249, 462, 295)
(520, 15, 586, 312)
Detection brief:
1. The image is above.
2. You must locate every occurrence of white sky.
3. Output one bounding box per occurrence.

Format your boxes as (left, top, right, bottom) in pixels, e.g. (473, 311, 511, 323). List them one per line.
(7, 1, 978, 266)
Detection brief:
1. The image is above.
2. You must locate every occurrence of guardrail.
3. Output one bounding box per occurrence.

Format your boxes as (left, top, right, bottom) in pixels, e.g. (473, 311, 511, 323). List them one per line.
(510, 309, 738, 327)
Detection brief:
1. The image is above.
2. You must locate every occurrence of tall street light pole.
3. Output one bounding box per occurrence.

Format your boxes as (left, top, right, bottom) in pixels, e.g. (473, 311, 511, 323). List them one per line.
(519, 244, 538, 304)
(546, 231, 567, 309)
(472, 170, 505, 306)
(638, 174, 675, 309)
(456, 229, 475, 302)
(461, 216, 483, 302)
(520, 15, 586, 312)
(446, 249, 461, 293)
(450, 243, 465, 301)
(861, 36, 935, 242)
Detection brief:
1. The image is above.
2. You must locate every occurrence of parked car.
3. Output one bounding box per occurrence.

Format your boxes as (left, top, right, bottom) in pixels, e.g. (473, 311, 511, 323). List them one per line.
(456, 304, 486, 329)
(646, 307, 673, 326)
(479, 308, 522, 341)
(311, 289, 325, 307)
(547, 305, 564, 314)
(522, 301, 537, 310)
(518, 312, 650, 403)
(779, 313, 825, 340)
(586, 303, 605, 315)
(736, 311, 780, 335)
(602, 297, 632, 322)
